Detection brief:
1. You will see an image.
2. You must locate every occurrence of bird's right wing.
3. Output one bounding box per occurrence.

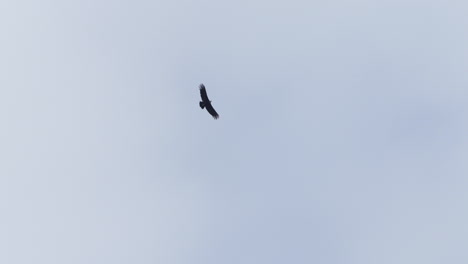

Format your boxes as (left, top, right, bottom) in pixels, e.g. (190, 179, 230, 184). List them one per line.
(205, 104, 219, 119)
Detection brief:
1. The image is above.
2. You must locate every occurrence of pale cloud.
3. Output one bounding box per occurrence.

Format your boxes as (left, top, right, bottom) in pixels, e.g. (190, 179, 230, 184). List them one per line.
(0, 0, 467, 263)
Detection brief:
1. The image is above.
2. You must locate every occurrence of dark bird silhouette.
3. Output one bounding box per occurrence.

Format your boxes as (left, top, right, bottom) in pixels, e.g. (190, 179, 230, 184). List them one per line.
(199, 84, 219, 119)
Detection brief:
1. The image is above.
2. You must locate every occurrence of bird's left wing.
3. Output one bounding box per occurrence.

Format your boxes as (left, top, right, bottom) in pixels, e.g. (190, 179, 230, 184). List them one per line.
(199, 84, 210, 102)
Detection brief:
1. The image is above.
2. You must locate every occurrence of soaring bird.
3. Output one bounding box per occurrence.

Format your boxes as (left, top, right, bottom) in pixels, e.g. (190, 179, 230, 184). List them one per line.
(199, 84, 219, 119)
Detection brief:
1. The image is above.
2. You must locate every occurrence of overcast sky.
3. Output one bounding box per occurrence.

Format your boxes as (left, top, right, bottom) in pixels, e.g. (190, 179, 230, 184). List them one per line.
(1, 0, 467, 263)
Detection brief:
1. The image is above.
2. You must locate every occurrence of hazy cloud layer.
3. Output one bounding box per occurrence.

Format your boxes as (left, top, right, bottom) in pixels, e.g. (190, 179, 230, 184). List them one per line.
(1, 0, 467, 263)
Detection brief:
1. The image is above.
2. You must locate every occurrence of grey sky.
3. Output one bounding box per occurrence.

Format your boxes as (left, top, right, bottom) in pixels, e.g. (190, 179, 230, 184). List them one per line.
(1, 0, 467, 263)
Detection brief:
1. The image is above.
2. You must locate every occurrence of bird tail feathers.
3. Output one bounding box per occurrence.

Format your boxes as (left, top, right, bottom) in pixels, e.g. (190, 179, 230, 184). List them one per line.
(199, 101, 205, 109)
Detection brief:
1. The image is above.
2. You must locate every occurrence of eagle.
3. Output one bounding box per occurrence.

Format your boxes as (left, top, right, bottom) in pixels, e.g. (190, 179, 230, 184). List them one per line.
(199, 84, 219, 119)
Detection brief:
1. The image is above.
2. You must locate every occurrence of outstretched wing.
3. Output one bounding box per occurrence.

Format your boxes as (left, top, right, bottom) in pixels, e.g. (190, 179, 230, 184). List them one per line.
(205, 104, 219, 119)
(199, 84, 210, 102)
